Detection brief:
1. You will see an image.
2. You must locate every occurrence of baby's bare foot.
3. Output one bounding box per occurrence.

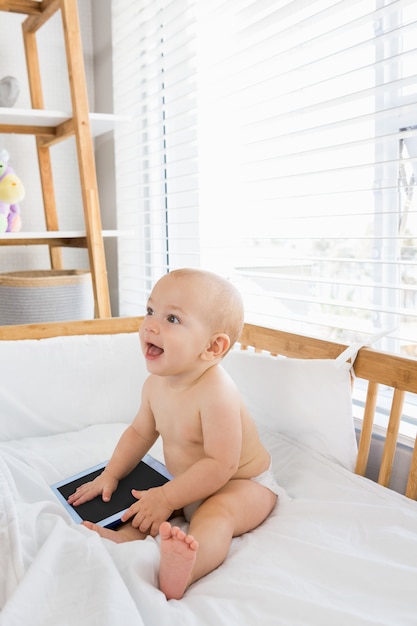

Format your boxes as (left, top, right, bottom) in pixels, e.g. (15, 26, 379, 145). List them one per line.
(82, 520, 147, 543)
(159, 521, 199, 600)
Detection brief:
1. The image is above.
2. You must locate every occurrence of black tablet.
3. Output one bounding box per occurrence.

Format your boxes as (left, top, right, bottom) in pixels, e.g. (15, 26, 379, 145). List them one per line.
(51, 454, 172, 529)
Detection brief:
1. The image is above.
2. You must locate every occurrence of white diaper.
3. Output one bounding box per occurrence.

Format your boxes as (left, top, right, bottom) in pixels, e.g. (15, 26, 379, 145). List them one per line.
(251, 462, 282, 496)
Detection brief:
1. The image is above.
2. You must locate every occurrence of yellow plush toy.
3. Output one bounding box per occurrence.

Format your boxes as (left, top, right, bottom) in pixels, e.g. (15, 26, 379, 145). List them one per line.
(0, 149, 25, 233)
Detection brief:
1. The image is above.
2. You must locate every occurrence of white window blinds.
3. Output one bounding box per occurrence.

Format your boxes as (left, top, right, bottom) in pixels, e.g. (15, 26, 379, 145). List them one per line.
(111, 0, 199, 311)
(112, 0, 417, 356)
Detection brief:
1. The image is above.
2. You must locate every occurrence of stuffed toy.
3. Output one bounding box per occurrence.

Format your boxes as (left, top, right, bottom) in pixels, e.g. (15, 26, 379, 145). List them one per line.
(0, 149, 25, 233)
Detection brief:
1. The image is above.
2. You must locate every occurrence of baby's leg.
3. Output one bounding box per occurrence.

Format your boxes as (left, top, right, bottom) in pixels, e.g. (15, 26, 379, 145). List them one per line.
(159, 479, 277, 599)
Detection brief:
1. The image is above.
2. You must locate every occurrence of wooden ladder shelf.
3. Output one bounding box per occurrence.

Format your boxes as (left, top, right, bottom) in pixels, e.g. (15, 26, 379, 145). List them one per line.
(0, 0, 111, 318)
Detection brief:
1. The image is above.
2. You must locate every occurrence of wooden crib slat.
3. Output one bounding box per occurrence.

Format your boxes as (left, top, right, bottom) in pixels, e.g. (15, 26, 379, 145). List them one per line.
(355, 380, 379, 476)
(378, 388, 406, 487)
(405, 438, 417, 500)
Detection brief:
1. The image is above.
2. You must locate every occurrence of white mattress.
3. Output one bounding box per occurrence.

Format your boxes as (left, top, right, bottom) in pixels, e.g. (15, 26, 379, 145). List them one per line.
(1, 423, 417, 626)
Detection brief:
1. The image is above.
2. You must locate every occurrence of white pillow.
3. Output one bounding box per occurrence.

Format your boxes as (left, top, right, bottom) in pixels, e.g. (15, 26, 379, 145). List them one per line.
(0, 332, 147, 441)
(222, 349, 357, 470)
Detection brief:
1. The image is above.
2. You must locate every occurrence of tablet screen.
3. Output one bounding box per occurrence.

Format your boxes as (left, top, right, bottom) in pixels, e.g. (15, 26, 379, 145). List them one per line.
(51, 454, 172, 528)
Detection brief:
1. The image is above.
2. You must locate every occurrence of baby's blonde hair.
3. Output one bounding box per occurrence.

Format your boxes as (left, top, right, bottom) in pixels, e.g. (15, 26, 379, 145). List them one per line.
(166, 268, 244, 350)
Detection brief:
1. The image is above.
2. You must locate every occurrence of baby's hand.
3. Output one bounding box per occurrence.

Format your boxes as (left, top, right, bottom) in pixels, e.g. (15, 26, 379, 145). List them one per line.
(121, 486, 173, 536)
(67, 471, 119, 507)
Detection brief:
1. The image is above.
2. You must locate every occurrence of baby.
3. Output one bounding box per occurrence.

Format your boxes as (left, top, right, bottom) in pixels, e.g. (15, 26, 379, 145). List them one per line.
(68, 268, 280, 599)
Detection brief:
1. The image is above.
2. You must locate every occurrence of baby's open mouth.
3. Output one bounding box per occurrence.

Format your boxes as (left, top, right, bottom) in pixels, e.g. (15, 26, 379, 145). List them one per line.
(146, 343, 164, 358)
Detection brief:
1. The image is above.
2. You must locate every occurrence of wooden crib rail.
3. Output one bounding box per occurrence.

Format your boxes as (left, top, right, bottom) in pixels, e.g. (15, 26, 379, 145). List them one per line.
(0, 316, 143, 340)
(1, 318, 417, 499)
(239, 323, 348, 359)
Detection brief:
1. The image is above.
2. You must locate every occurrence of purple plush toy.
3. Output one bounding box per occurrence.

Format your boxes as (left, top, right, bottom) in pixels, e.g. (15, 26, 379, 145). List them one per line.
(0, 149, 25, 233)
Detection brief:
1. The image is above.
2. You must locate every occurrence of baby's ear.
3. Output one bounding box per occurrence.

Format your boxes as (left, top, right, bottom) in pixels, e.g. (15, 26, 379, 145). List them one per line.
(202, 333, 230, 360)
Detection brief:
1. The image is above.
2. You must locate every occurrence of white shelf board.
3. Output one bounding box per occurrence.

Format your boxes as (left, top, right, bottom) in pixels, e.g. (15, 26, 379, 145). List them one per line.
(0, 107, 129, 137)
(0, 230, 134, 241)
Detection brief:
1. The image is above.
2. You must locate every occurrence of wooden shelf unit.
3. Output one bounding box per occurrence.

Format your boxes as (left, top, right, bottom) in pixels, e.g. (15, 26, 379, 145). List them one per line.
(0, 0, 112, 318)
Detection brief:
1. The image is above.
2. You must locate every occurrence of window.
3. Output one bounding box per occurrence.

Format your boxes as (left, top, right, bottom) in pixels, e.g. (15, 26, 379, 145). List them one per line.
(112, 0, 417, 358)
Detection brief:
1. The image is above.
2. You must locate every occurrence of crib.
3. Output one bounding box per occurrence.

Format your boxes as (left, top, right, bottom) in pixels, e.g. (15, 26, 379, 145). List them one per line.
(1, 316, 417, 625)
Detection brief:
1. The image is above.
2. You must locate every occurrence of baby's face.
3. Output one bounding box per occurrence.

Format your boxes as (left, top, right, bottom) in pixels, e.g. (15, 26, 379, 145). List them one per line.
(139, 274, 213, 376)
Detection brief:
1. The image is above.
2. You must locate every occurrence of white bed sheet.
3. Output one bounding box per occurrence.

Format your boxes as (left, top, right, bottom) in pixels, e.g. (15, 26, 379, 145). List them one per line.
(1, 423, 417, 626)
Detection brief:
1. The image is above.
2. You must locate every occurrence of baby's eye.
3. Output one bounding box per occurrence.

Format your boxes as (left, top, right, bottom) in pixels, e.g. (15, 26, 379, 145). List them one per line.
(167, 314, 180, 324)
(146, 306, 154, 316)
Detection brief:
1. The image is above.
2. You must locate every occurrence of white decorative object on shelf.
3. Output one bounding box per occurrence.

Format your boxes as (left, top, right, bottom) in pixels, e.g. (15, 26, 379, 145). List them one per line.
(0, 76, 20, 107)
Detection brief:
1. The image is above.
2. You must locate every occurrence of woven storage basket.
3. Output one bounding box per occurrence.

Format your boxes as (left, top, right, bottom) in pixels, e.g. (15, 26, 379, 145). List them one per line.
(0, 270, 94, 325)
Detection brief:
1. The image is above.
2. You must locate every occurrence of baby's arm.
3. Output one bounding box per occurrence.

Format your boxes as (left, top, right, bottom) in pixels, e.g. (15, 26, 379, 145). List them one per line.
(68, 384, 158, 506)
